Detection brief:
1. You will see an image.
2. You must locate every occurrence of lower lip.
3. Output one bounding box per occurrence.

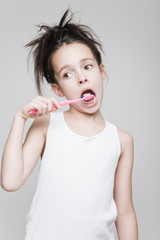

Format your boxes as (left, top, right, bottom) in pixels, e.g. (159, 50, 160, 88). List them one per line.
(82, 96, 97, 106)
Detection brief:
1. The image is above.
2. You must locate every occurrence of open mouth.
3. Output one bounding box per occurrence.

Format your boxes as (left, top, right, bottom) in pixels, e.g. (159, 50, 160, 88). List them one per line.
(81, 89, 96, 103)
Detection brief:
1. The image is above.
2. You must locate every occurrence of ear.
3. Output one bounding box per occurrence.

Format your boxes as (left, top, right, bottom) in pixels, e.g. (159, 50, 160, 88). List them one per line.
(51, 84, 64, 97)
(99, 64, 107, 81)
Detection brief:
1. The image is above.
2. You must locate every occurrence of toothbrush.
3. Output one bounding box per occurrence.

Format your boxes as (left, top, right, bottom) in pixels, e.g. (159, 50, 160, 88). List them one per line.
(28, 94, 94, 114)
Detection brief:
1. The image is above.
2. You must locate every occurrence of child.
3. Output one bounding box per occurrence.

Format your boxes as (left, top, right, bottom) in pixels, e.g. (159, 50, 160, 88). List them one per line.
(1, 9, 138, 240)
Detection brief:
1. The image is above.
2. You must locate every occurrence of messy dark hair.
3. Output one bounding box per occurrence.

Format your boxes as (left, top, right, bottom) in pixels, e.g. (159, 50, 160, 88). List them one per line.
(25, 9, 104, 95)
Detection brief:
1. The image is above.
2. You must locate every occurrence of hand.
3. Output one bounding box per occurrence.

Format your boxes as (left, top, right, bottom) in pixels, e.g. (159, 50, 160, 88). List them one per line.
(16, 96, 62, 120)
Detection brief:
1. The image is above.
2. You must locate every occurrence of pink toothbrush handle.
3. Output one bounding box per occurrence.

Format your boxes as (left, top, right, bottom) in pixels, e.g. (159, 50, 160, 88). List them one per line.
(28, 104, 58, 114)
(28, 100, 72, 114)
(28, 95, 94, 114)
(28, 96, 91, 114)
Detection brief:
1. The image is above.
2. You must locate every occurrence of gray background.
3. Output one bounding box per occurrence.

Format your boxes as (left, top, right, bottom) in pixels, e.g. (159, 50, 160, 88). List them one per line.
(0, 0, 159, 239)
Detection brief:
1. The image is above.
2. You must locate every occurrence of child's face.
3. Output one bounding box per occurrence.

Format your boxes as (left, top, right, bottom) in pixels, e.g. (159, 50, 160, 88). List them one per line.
(51, 42, 106, 113)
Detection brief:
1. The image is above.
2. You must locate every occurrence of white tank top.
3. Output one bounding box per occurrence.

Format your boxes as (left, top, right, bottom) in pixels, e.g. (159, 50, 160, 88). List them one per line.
(25, 111, 121, 240)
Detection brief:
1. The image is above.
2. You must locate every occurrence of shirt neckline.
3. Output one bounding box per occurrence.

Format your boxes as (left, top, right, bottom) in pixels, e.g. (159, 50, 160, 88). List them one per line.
(61, 111, 109, 140)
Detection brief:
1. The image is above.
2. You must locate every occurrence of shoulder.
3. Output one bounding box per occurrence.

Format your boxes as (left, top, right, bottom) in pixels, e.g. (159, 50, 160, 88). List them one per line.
(117, 128, 134, 156)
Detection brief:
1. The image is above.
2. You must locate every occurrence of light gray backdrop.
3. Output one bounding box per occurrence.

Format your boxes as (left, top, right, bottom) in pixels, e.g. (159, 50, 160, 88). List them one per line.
(0, 0, 159, 239)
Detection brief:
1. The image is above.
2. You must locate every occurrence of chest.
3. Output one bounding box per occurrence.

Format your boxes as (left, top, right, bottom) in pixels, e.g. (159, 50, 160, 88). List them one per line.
(64, 119, 106, 137)
(42, 130, 119, 189)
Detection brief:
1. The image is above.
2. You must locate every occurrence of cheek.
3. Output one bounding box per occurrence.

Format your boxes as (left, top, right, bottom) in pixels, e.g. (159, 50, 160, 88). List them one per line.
(60, 83, 77, 99)
(95, 79, 103, 95)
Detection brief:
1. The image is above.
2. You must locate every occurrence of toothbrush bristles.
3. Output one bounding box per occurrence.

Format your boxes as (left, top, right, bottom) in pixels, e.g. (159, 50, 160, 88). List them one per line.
(82, 94, 94, 100)
(82, 93, 94, 99)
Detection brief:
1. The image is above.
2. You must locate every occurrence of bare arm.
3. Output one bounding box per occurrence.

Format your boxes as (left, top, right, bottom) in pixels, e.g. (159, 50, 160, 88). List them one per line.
(1, 114, 46, 191)
(114, 129, 138, 240)
(1, 96, 61, 191)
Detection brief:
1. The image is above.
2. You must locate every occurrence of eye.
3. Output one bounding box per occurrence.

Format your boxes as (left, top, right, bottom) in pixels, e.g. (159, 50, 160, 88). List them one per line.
(63, 72, 72, 79)
(84, 64, 93, 70)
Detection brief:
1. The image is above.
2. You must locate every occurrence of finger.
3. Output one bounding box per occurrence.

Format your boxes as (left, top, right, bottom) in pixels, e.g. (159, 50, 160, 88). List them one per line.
(49, 98, 62, 109)
(33, 100, 49, 115)
(38, 98, 56, 112)
(32, 96, 62, 114)
(28, 102, 44, 115)
(37, 97, 62, 112)
(47, 100, 55, 112)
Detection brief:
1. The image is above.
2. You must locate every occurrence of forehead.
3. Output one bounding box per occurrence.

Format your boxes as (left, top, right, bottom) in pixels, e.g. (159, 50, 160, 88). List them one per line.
(51, 42, 95, 71)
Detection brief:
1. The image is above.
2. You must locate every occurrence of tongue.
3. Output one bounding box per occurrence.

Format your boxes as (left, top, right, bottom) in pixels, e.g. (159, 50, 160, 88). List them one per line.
(84, 97, 94, 102)
(82, 93, 95, 103)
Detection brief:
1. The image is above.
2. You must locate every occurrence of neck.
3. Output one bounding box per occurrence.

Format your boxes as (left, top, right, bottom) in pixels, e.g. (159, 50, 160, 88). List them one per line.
(67, 106, 104, 124)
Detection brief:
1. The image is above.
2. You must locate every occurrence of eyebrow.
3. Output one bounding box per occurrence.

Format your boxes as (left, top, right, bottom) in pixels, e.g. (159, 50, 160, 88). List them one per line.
(58, 58, 95, 75)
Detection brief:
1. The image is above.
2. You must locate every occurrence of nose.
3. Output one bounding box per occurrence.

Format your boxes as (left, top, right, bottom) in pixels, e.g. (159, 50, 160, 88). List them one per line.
(78, 75, 88, 85)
